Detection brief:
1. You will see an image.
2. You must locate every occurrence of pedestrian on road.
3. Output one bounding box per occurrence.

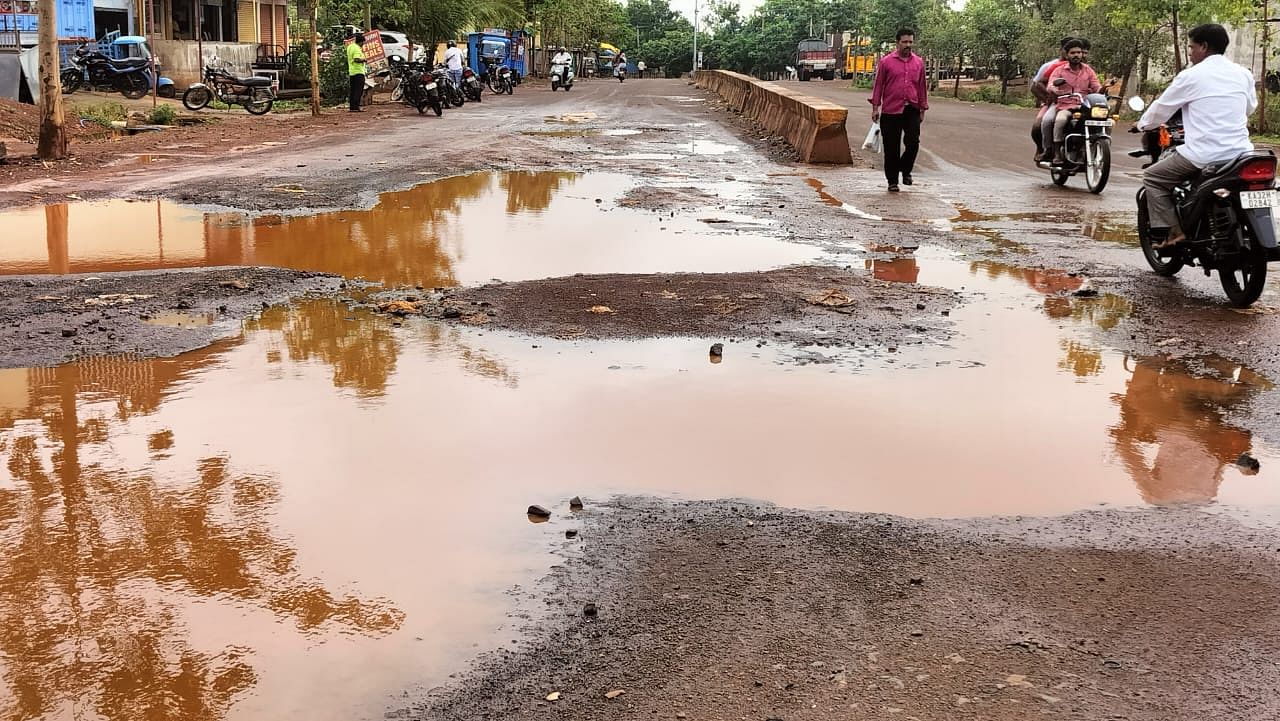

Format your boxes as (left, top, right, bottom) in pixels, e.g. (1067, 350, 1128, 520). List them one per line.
(637, 60, 646, 78)
(870, 28, 928, 192)
(443, 40, 464, 91)
(346, 33, 367, 112)
(1137, 23, 1256, 248)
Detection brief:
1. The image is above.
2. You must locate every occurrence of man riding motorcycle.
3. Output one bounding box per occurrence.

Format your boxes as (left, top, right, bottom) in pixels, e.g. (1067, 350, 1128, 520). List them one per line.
(1029, 37, 1075, 161)
(1136, 23, 1256, 248)
(1044, 40, 1102, 166)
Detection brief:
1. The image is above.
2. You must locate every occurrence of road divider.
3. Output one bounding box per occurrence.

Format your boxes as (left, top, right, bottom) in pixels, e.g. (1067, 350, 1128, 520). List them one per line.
(693, 70, 852, 164)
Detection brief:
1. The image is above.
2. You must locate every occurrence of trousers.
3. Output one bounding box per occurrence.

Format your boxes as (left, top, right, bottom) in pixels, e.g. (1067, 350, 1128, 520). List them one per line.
(880, 105, 921, 184)
(348, 74, 364, 111)
(1143, 148, 1200, 230)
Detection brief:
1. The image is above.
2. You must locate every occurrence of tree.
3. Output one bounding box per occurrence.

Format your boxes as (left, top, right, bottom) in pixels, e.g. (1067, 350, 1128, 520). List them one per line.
(1077, 0, 1253, 72)
(37, 0, 67, 160)
(919, 1, 969, 96)
(966, 0, 1028, 102)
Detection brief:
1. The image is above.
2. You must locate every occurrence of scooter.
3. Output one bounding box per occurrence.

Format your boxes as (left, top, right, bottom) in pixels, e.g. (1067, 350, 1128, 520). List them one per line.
(550, 62, 574, 91)
(616, 64, 627, 82)
(1128, 96, 1280, 307)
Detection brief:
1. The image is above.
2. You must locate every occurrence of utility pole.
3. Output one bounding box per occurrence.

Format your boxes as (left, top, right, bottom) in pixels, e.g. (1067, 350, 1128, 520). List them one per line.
(310, 2, 321, 115)
(1264, 0, 1271, 134)
(692, 0, 698, 73)
(37, 0, 68, 159)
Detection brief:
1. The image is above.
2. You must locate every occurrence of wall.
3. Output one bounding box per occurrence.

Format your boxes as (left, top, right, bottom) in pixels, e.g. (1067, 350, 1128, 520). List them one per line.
(153, 38, 256, 87)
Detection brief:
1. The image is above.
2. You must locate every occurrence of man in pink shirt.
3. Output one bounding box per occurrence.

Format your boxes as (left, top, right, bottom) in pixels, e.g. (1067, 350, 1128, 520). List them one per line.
(870, 28, 928, 192)
(1044, 39, 1101, 165)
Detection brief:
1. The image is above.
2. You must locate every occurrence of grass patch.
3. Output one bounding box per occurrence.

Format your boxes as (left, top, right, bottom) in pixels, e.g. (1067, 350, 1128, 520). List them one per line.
(75, 101, 128, 128)
(1251, 133, 1280, 146)
(147, 104, 177, 125)
(271, 98, 313, 113)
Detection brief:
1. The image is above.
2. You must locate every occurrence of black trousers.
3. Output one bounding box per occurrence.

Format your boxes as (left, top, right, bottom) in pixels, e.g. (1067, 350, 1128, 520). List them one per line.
(349, 74, 365, 110)
(880, 105, 921, 184)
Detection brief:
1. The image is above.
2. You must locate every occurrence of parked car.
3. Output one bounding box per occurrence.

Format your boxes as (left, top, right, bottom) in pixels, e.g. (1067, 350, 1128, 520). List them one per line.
(379, 30, 425, 62)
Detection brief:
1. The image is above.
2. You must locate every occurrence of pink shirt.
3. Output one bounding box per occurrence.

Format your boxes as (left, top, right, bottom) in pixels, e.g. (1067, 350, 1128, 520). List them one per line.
(870, 51, 928, 115)
(1048, 63, 1101, 110)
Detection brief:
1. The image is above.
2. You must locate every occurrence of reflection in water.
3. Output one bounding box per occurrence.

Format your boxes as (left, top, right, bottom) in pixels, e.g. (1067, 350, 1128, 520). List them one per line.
(0, 357, 403, 721)
(970, 260, 1084, 294)
(1082, 217, 1139, 245)
(864, 245, 920, 283)
(247, 302, 400, 399)
(1111, 356, 1274, 505)
(1043, 293, 1134, 331)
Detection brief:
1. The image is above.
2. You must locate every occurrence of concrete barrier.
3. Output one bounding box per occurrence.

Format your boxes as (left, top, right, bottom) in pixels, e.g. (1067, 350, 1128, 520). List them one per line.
(693, 69, 851, 164)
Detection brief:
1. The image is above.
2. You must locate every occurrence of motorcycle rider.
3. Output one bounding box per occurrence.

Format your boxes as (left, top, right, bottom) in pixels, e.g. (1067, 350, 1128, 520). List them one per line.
(551, 46, 573, 81)
(443, 40, 464, 91)
(1137, 23, 1256, 248)
(1045, 39, 1101, 165)
(615, 50, 628, 80)
(1030, 37, 1076, 161)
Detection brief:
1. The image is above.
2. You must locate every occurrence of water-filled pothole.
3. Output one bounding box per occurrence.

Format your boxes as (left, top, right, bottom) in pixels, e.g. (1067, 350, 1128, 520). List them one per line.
(0, 172, 820, 285)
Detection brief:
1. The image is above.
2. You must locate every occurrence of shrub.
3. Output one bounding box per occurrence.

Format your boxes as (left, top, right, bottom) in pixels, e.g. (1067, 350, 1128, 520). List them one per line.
(147, 104, 177, 125)
(76, 101, 128, 128)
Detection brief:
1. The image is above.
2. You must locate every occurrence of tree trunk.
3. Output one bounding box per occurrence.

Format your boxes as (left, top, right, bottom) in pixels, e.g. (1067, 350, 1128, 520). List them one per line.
(953, 60, 961, 97)
(310, 4, 321, 116)
(1000, 75, 1008, 103)
(1171, 8, 1182, 73)
(1139, 52, 1149, 95)
(37, 0, 67, 160)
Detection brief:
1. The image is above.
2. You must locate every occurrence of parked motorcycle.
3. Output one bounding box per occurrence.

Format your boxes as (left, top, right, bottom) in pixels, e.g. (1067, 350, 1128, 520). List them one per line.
(387, 56, 443, 116)
(483, 58, 514, 95)
(183, 58, 275, 115)
(550, 62, 574, 91)
(1129, 96, 1280, 307)
(60, 45, 151, 99)
(434, 65, 466, 107)
(1036, 88, 1117, 193)
(461, 67, 484, 102)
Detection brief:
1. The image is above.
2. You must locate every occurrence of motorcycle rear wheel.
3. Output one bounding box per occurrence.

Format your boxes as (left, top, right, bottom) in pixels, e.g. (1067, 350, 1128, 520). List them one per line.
(120, 73, 149, 100)
(1220, 247, 1268, 307)
(183, 86, 213, 111)
(244, 90, 273, 115)
(60, 70, 81, 94)
(1136, 196, 1185, 277)
(1085, 139, 1111, 194)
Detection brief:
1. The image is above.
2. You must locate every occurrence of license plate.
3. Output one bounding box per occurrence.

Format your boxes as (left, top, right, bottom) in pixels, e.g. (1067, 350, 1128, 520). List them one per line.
(1241, 190, 1280, 208)
(423, 82, 436, 90)
(1084, 119, 1114, 127)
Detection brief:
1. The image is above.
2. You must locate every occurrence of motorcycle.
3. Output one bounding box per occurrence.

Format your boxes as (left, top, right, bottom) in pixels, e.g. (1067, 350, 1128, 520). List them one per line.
(60, 45, 152, 100)
(387, 56, 442, 116)
(1128, 109, 1183, 168)
(1129, 96, 1280, 307)
(434, 65, 466, 107)
(1036, 88, 1117, 193)
(483, 59, 514, 95)
(550, 62, 574, 91)
(183, 58, 275, 115)
(616, 64, 627, 82)
(461, 67, 484, 102)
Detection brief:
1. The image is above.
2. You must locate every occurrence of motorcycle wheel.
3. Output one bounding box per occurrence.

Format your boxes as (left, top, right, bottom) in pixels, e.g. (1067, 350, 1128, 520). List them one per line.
(450, 88, 465, 107)
(391, 83, 404, 103)
(1136, 195, 1185, 277)
(552, 80, 559, 91)
(504, 79, 513, 95)
(1085, 139, 1111, 194)
(60, 70, 81, 94)
(1220, 246, 1268, 307)
(120, 73, 149, 100)
(183, 86, 213, 111)
(1049, 165, 1069, 186)
(431, 96, 443, 116)
(416, 99, 427, 114)
(244, 90, 273, 116)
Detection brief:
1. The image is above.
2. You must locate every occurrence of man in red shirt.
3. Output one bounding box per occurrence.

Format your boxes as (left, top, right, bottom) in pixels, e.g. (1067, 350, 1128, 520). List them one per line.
(870, 28, 928, 192)
(1045, 40, 1101, 165)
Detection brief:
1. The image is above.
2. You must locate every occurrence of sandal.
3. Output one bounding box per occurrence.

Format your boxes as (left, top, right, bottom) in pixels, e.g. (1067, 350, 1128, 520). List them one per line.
(1152, 233, 1185, 250)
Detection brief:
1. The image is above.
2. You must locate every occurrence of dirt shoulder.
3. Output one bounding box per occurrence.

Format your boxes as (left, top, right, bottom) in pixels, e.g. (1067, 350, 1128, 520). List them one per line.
(0, 267, 342, 367)
(369, 265, 958, 350)
(412, 497, 1280, 721)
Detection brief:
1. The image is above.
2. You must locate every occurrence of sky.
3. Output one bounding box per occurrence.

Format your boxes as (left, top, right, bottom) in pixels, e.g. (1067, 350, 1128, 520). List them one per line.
(670, 0, 766, 29)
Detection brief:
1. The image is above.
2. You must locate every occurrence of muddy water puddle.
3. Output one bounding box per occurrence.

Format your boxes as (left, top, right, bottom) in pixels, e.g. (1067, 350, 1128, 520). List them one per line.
(0, 172, 819, 284)
(4, 254, 1280, 718)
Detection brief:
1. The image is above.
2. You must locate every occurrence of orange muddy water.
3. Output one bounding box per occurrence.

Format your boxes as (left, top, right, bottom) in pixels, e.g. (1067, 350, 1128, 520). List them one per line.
(1, 174, 1278, 721)
(0, 172, 815, 284)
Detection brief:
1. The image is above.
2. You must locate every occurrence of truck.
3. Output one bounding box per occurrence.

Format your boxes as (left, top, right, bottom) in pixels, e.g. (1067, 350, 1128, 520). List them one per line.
(840, 42, 876, 79)
(794, 38, 836, 81)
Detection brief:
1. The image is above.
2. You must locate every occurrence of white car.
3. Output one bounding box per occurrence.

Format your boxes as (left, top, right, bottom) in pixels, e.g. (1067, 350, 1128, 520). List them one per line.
(378, 30, 426, 62)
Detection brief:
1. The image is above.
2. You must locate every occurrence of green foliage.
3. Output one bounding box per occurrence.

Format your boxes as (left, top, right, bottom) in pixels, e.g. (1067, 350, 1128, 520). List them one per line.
(946, 82, 1036, 107)
(76, 101, 128, 127)
(292, 41, 352, 105)
(965, 0, 1027, 100)
(147, 104, 178, 125)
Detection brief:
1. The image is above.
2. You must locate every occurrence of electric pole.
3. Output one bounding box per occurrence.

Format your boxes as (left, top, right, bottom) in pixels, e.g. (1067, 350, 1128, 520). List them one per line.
(37, 0, 67, 160)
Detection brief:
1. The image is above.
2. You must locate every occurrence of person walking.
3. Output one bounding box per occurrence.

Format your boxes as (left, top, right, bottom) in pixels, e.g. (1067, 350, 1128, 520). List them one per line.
(637, 60, 646, 79)
(869, 28, 928, 192)
(346, 32, 367, 112)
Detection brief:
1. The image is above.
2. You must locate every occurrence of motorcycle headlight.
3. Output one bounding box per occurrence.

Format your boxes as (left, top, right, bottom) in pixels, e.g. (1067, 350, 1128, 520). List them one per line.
(1091, 105, 1109, 119)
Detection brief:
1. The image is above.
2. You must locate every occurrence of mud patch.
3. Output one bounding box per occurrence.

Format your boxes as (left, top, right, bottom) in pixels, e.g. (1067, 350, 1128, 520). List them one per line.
(0, 267, 341, 367)
(414, 497, 1280, 721)
(378, 265, 958, 348)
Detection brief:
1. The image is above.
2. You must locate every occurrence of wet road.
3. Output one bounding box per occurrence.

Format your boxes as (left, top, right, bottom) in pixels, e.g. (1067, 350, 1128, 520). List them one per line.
(1, 79, 1280, 720)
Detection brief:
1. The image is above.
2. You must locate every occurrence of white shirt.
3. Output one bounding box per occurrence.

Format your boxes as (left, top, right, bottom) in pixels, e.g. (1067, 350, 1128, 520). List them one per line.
(552, 52, 572, 66)
(1137, 54, 1257, 167)
(443, 46, 463, 71)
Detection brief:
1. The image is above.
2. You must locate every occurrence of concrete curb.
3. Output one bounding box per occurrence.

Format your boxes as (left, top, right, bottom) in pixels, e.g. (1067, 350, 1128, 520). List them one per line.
(694, 69, 852, 164)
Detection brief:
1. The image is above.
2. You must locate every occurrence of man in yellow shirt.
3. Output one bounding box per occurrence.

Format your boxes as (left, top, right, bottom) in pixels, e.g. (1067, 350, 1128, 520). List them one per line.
(346, 33, 367, 112)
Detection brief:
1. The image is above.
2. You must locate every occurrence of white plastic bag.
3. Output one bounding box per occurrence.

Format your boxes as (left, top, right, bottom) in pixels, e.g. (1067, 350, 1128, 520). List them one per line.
(862, 122, 883, 154)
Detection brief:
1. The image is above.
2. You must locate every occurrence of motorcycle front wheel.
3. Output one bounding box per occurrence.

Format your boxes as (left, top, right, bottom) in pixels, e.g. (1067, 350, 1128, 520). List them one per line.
(1085, 138, 1111, 194)
(120, 73, 149, 100)
(431, 95, 443, 116)
(504, 79, 513, 95)
(1050, 165, 1069, 186)
(60, 70, 81, 94)
(1220, 246, 1268, 307)
(183, 86, 213, 111)
(1136, 195, 1185, 277)
(244, 89, 273, 115)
